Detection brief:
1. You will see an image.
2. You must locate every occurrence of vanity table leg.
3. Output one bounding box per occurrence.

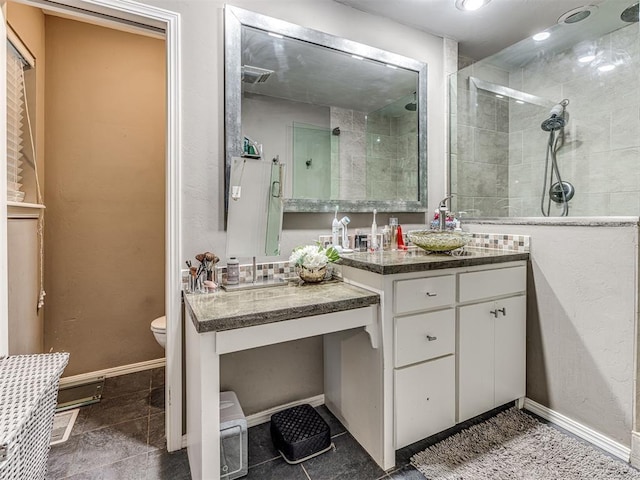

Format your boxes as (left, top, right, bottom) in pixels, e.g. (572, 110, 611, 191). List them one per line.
(186, 319, 220, 480)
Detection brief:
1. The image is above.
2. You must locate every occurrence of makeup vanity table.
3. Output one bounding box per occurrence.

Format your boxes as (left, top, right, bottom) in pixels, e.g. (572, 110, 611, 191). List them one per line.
(183, 280, 381, 480)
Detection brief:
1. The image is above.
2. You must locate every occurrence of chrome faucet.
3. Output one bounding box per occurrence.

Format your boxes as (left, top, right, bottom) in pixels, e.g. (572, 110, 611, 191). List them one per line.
(438, 195, 454, 231)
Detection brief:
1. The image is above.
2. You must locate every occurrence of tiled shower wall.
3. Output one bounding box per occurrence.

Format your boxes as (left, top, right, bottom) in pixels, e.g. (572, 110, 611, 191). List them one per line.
(452, 63, 510, 217)
(453, 22, 640, 217)
(331, 106, 418, 201)
(509, 23, 640, 216)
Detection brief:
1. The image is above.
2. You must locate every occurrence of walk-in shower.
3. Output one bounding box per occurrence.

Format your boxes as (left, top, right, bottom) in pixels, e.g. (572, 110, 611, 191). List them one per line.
(450, 0, 640, 217)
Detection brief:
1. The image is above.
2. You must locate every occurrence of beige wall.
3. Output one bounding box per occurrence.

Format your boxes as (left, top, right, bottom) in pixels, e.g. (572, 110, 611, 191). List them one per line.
(43, 16, 166, 375)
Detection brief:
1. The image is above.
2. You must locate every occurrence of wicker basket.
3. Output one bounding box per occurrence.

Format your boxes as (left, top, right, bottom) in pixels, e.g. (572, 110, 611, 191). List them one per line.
(0, 353, 69, 480)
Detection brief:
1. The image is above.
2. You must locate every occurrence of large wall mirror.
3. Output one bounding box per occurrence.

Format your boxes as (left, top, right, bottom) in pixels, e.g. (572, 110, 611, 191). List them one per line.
(225, 6, 428, 213)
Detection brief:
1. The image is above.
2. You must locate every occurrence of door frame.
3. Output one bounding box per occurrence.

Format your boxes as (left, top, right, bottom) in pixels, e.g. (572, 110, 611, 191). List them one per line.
(0, 0, 183, 452)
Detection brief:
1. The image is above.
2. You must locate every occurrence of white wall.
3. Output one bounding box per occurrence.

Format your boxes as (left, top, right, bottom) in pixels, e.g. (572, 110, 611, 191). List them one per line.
(466, 220, 638, 447)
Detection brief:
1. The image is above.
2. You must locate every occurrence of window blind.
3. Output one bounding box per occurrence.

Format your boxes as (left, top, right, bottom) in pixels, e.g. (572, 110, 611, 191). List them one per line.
(6, 44, 26, 202)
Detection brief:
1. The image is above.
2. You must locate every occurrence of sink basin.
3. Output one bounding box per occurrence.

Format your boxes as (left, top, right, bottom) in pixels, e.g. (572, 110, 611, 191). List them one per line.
(408, 230, 471, 252)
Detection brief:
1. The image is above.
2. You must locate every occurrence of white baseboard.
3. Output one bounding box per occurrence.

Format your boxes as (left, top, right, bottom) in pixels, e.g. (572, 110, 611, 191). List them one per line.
(245, 394, 325, 428)
(59, 358, 166, 386)
(524, 398, 630, 462)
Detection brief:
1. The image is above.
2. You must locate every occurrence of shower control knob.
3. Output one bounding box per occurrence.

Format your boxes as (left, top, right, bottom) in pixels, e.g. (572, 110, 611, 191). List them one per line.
(426, 335, 437, 341)
(425, 292, 437, 297)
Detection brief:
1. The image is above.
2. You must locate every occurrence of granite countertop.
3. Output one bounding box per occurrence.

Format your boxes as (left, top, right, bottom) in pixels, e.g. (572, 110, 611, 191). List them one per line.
(184, 280, 380, 333)
(338, 246, 529, 275)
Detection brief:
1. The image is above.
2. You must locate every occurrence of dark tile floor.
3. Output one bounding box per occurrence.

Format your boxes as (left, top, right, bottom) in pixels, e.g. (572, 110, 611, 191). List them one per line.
(46, 368, 427, 480)
(49, 369, 635, 479)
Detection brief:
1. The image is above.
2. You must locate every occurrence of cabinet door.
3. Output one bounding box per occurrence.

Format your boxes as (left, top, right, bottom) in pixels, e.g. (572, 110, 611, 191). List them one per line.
(395, 355, 455, 449)
(494, 295, 526, 406)
(458, 301, 494, 423)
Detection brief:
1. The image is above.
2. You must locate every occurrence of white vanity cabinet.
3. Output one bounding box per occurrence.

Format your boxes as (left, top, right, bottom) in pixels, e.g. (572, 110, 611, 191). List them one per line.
(457, 266, 527, 423)
(340, 256, 527, 466)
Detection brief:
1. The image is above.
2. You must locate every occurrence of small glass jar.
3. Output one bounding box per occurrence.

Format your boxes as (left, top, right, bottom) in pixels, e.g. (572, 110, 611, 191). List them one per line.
(226, 257, 240, 285)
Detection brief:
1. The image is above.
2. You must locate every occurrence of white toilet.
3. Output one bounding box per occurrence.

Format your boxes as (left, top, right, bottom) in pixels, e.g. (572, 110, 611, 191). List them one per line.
(150, 315, 166, 348)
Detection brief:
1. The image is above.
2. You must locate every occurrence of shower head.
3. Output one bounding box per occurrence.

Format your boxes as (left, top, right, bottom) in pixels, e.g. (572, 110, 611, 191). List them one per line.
(541, 100, 569, 131)
(405, 92, 417, 111)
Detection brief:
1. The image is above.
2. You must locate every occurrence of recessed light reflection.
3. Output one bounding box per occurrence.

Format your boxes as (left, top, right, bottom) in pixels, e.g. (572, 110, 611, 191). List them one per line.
(578, 54, 596, 63)
(268, 32, 283, 39)
(515, 100, 525, 104)
(495, 94, 504, 99)
(351, 54, 364, 60)
(533, 31, 551, 41)
(386, 64, 398, 69)
(598, 63, 616, 72)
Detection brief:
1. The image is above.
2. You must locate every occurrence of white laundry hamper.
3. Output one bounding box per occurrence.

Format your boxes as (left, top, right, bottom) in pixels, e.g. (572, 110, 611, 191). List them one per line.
(0, 353, 69, 480)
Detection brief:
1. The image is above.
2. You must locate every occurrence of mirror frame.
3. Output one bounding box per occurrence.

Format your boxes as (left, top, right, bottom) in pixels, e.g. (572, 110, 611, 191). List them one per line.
(225, 5, 428, 213)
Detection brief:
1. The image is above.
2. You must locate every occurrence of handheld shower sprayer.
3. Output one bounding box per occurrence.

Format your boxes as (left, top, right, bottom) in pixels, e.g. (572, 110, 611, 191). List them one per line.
(541, 99, 569, 131)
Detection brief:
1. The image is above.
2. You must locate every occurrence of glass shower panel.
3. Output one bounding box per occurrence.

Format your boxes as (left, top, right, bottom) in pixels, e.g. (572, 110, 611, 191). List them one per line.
(450, 0, 640, 218)
(292, 123, 332, 200)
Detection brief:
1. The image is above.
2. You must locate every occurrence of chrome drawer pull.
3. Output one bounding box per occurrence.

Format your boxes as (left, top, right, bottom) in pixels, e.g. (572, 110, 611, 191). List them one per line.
(426, 335, 437, 341)
(425, 292, 437, 297)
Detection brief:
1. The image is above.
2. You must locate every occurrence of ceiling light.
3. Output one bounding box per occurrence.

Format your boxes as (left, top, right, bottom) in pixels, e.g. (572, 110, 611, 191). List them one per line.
(532, 31, 551, 41)
(598, 63, 616, 72)
(455, 0, 491, 12)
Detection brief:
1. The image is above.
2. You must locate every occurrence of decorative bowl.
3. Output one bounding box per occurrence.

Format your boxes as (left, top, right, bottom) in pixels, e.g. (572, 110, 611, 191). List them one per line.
(408, 230, 470, 252)
(297, 264, 327, 283)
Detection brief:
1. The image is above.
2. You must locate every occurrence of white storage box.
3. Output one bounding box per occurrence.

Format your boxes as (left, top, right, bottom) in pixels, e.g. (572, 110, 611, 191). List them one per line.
(220, 391, 247, 479)
(0, 353, 69, 480)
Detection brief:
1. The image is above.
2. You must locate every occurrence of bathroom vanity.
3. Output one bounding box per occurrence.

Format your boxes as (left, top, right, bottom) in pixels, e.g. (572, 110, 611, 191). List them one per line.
(338, 246, 529, 467)
(183, 246, 529, 479)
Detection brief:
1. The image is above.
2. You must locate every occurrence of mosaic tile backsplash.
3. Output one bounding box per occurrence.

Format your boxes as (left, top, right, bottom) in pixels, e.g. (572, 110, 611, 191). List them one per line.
(467, 233, 530, 252)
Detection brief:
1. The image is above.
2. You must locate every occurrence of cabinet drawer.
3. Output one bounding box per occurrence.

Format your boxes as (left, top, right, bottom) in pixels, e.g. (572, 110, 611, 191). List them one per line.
(395, 309, 455, 367)
(395, 355, 455, 449)
(458, 265, 526, 303)
(394, 275, 455, 314)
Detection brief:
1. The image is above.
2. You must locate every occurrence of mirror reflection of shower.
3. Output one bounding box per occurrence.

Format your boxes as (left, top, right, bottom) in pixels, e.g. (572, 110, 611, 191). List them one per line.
(540, 99, 574, 217)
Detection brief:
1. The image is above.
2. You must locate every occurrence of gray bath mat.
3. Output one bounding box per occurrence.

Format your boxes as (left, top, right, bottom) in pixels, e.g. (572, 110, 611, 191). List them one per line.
(411, 407, 640, 480)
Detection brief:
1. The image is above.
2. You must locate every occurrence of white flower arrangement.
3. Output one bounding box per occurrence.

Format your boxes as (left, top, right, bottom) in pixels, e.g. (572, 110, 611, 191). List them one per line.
(289, 244, 340, 269)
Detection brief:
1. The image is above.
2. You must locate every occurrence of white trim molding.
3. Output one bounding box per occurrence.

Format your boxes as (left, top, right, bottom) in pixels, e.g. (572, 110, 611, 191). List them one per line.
(631, 431, 640, 468)
(59, 358, 165, 386)
(524, 398, 631, 462)
(9, 0, 182, 454)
